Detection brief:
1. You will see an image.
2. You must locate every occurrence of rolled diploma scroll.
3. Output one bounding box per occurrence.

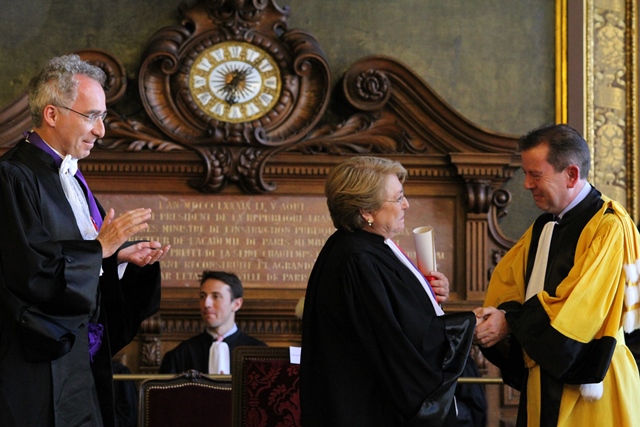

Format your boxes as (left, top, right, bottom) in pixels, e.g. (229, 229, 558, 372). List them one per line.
(413, 226, 437, 281)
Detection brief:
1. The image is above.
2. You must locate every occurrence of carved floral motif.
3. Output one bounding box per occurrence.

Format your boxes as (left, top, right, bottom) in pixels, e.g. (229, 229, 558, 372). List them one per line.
(134, 0, 330, 193)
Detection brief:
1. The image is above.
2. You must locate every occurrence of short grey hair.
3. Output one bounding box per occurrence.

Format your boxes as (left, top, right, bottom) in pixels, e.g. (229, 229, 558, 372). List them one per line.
(28, 54, 106, 127)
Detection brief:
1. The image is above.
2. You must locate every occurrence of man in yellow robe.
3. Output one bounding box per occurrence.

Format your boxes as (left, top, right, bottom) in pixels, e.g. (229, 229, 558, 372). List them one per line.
(475, 124, 640, 426)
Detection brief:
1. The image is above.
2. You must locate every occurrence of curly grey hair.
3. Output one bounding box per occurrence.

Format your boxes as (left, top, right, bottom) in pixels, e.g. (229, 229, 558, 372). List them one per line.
(28, 54, 106, 127)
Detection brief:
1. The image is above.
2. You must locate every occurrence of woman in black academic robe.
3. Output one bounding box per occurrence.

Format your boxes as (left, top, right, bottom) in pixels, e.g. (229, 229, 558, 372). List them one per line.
(300, 156, 477, 427)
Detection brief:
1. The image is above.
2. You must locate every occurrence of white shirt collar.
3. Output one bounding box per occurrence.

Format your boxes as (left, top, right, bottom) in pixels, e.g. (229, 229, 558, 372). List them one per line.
(557, 181, 591, 219)
(206, 323, 238, 340)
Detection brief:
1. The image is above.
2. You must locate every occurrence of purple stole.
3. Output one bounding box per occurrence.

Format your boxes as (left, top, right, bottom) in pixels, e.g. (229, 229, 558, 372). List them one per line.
(26, 131, 103, 229)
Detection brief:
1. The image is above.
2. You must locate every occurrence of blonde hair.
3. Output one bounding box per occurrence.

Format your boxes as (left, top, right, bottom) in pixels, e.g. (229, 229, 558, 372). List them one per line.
(325, 156, 407, 232)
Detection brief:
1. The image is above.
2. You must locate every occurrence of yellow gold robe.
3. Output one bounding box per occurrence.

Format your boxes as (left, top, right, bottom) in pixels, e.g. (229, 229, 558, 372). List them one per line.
(484, 192, 640, 426)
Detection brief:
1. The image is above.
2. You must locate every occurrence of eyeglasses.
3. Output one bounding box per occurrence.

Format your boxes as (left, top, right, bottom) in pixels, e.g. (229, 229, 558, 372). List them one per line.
(386, 195, 406, 204)
(57, 105, 108, 123)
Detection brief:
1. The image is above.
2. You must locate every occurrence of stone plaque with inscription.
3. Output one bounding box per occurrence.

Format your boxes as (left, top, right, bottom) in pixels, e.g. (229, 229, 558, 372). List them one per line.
(100, 194, 455, 290)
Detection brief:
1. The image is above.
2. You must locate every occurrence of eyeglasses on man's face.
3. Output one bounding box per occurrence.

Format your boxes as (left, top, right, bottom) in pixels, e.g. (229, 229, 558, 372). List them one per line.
(57, 105, 108, 123)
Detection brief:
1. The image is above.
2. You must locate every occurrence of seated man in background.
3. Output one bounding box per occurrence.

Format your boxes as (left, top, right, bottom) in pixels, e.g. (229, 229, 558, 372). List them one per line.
(160, 271, 266, 375)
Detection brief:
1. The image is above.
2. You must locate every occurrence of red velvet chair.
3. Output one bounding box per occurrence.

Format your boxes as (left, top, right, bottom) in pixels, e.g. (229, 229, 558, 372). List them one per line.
(138, 369, 232, 427)
(232, 346, 301, 427)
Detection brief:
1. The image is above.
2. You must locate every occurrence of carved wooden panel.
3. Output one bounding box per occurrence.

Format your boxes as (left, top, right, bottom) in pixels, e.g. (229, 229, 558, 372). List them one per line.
(0, 2, 521, 425)
(130, 0, 331, 193)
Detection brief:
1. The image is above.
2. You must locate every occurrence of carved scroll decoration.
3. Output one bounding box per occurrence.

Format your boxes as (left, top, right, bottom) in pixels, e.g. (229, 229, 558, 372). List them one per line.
(131, 0, 331, 193)
(292, 56, 518, 157)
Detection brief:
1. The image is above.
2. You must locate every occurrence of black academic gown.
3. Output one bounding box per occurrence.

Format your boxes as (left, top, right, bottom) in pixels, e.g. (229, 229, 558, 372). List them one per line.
(300, 229, 475, 427)
(159, 328, 266, 374)
(480, 187, 632, 426)
(0, 140, 161, 427)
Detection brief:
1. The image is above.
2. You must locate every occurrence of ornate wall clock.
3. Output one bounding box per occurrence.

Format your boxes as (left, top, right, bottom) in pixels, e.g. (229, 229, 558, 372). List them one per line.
(133, 0, 331, 193)
(188, 40, 282, 123)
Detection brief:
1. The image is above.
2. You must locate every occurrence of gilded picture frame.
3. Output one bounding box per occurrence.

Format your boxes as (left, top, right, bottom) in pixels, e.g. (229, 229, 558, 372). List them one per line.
(557, 0, 638, 220)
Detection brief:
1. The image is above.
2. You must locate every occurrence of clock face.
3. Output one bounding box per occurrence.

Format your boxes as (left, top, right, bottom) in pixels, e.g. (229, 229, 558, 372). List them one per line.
(189, 41, 282, 123)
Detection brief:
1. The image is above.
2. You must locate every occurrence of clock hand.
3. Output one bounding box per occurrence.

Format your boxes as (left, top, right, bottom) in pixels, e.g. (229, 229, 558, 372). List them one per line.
(221, 80, 239, 105)
(223, 66, 254, 105)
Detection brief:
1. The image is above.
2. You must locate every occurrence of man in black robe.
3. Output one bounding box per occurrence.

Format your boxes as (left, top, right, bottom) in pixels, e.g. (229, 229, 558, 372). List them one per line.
(0, 54, 170, 427)
(160, 271, 265, 374)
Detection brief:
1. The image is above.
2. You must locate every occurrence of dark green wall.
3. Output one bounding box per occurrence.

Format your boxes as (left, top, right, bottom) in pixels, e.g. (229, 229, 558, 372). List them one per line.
(0, 0, 553, 238)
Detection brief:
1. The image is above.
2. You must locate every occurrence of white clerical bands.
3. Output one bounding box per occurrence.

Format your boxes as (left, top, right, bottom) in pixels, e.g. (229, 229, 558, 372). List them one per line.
(208, 337, 230, 375)
(525, 220, 557, 301)
(59, 155, 98, 240)
(526, 219, 604, 401)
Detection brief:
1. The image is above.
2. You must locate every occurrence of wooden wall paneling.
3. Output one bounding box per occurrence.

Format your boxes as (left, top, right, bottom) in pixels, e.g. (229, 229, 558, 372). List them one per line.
(0, 2, 523, 425)
(0, 4, 521, 369)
